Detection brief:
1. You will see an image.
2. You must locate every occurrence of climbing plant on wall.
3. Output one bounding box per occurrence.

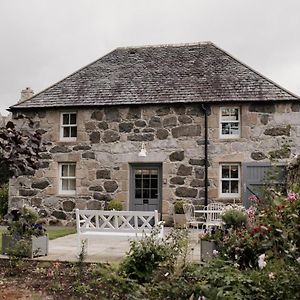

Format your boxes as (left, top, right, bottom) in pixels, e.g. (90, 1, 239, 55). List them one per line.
(0, 121, 42, 178)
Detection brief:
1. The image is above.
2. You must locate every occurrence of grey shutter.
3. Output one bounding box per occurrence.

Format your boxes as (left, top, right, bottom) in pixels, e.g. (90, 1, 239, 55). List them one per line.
(243, 163, 286, 208)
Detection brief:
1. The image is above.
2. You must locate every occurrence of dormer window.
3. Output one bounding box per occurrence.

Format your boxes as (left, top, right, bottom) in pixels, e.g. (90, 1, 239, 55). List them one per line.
(60, 112, 77, 141)
(220, 107, 240, 139)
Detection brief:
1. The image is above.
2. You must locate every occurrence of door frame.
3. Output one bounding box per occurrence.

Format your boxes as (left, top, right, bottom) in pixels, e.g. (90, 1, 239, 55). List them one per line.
(129, 163, 163, 214)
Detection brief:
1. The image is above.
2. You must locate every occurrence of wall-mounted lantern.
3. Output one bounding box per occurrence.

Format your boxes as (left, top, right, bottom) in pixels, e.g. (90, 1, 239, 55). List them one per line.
(138, 142, 147, 157)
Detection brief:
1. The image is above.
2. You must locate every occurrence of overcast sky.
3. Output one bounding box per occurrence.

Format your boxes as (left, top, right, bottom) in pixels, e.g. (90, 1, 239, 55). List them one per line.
(0, 0, 299, 115)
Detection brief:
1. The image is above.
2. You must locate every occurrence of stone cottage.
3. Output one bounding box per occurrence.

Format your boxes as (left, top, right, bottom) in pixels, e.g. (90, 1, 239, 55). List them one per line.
(8, 42, 300, 223)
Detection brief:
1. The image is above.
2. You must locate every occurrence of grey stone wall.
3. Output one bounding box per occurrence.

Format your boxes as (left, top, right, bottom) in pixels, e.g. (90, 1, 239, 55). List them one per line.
(0, 113, 11, 127)
(9, 102, 300, 224)
(207, 102, 300, 200)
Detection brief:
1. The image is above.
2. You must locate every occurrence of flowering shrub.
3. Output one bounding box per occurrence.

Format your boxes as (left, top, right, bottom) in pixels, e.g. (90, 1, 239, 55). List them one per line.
(221, 205, 247, 229)
(287, 191, 298, 202)
(215, 187, 300, 269)
(6, 206, 46, 238)
(120, 229, 188, 283)
(246, 205, 257, 225)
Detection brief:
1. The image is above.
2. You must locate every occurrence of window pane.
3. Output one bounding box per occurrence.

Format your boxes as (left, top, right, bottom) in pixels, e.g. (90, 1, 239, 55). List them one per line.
(229, 123, 239, 135)
(69, 165, 76, 177)
(135, 179, 142, 189)
(222, 108, 239, 121)
(63, 114, 69, 125)
(222, 181, 230, 193)
(70, 126, 77, 137)
(222, 123, 230, 135)
(231, 166, 239, 178)
(142, 170, 150, 175)
(63, 127, 70, 138)
(62, 179, 68, 190)
(135, 170, 142, 175)
(151, 169, 158, 176)
(232, 108, 239, 120)
(221, 108, 230, 118)
(143, 189, 149, 199)
(151, 179, 158, 189)
(135, 189, 142, 198)
(222, 165, 230, 178)
(143, 178, 150, 189)
(150, 189, 158, 199)
(62, 165, 68, 176)
(231, 180, 239, 194)
(69, 179, 76, 191)
(70, 113, 77, 124)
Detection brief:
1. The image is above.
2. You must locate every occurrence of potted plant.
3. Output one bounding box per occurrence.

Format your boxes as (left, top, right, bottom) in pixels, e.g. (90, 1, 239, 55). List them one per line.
(221, 205, 247, 230)
(173, 200, 186, 228)
(107, 199, 123, 211)
(106, 199, 124, 228)
(199, 230, 219, 262)
(2, 206, 48, 258)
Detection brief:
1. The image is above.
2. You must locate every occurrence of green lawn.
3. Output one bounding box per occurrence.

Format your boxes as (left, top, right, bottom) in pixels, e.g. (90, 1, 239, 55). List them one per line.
(0, 226, 76, 252)
(46, 227, 76, 240)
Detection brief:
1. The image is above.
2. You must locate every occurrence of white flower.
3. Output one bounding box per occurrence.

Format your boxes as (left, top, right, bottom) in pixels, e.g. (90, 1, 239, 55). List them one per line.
(290, 244, 297, 253)
(258, 254, 267, 270)
(268, 272, 275, 279)
(296, 257, 300, 264)
(164, 272, 169, 277)
(233, 263, 239, 268)
(212, 250, 219, 256)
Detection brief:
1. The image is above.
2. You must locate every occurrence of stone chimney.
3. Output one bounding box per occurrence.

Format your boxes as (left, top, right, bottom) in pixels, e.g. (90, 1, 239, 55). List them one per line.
(19, 87, 34, 102)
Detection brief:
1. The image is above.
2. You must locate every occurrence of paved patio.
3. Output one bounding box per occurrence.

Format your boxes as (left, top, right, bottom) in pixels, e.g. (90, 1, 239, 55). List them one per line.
(1, 228, 201, 263)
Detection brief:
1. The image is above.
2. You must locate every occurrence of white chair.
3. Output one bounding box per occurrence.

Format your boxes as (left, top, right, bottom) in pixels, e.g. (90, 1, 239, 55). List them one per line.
(183, 203, 204, 230)
(202, 202, 225, 231)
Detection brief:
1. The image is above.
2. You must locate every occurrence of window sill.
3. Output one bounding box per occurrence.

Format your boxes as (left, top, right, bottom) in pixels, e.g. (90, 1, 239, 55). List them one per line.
(219, 136, 240, 141)
(218, 195, 241, 200)
(215, 197, 241, 203)
(57, 192, 76, 197)
(59, 138, 77, 143)
(57, 140, 79, 146)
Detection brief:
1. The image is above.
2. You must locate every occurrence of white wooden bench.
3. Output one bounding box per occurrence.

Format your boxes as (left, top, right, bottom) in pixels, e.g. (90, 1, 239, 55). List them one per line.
(75, 209, 164, 252)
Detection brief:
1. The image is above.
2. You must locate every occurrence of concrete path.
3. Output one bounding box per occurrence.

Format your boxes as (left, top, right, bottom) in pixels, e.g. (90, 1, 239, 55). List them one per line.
(37, 233, 132, 263)
(1, 228, 201, 263)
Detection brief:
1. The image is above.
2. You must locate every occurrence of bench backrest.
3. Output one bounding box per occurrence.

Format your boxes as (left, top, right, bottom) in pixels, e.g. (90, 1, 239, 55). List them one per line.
(76, 209, 159, 234)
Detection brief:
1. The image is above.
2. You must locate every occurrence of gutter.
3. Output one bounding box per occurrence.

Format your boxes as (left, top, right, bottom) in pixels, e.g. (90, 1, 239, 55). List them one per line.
(201, 104, 209, 206)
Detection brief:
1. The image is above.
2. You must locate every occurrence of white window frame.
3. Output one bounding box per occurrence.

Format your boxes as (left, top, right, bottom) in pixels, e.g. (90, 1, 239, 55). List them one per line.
(59, 163, 76, 195)
(219, 107, 240, 139)
(60, 112, 77, 141)
(219, 163, 240, 198)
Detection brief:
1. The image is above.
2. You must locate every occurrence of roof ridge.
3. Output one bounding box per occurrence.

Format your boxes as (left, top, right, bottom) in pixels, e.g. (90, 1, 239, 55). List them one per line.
(116, 41, 213, 50)
(211, 43, 300, 100)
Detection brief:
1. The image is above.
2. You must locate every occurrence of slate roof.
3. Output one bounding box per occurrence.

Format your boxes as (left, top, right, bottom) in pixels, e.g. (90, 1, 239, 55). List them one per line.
(11, 42, 299, 110)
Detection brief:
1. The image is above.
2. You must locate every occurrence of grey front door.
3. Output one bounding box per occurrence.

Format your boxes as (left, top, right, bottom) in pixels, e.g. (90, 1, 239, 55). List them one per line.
(130, 163, 162, 214)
